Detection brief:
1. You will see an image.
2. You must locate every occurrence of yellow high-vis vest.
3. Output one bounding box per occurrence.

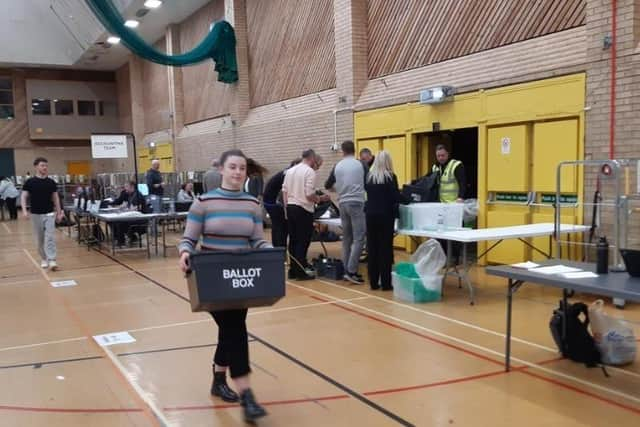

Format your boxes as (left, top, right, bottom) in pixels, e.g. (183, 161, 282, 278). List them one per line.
(432, 159, 462, 203)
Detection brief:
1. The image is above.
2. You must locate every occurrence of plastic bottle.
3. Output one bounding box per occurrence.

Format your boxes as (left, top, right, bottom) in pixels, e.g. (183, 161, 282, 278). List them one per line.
(436, 213, 444, 231)
(596, 236, 609, 274)
(169, 200, 175, 215)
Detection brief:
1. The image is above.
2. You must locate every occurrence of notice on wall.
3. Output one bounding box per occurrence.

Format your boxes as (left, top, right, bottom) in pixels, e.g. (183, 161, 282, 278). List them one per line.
(93, 331, 136, 347)
(91, 134, 128, 159)
(501, 137, 511, 155)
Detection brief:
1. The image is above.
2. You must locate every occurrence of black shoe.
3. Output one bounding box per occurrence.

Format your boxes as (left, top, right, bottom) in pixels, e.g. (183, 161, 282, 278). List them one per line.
(370, 284, 380, 290)
(287, 270, 298, 280)
(210, 370, 239, 402)
(240, 388, 267, 423)
(381, 285, 393, 291)
(296, 272, 315, 281)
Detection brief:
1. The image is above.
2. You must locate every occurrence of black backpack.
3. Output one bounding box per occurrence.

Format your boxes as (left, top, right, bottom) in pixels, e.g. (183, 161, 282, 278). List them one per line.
(549, 300, 601, 367)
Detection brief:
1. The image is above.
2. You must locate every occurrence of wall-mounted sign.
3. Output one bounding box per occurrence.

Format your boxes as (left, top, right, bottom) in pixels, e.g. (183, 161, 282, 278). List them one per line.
(495, 192, 528, 202)
(91, 134, 128, 159)
(501, 137, 511, 155)
(541, 194, 578, 204)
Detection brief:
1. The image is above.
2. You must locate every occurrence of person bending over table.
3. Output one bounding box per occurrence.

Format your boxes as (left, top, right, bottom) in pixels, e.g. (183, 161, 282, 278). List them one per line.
(178, 149, 270, 423)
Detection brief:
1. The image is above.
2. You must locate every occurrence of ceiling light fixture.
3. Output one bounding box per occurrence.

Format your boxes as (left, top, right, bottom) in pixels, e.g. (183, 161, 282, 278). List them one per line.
(124, 19, 139, 28)
(144, 0, 162, 9)
(107, 36, 121, 44)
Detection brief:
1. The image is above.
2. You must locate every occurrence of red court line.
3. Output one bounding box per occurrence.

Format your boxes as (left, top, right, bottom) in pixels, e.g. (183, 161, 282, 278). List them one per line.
(519, 370, 640, 416)
(308, 295, 504, 367)
(312, 295, 640, 416)
(0, 405, 142, 414)
(363, 369, 509, 396)
(163, 394, 350, 412)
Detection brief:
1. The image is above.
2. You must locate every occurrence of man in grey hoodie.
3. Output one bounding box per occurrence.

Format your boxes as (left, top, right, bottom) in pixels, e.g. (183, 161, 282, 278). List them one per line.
(325, 140, 367, 284)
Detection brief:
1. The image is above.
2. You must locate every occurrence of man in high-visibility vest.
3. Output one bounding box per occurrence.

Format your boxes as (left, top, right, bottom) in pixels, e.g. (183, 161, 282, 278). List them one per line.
(432, 144, 466, 263)
(432, 144, 466, 203)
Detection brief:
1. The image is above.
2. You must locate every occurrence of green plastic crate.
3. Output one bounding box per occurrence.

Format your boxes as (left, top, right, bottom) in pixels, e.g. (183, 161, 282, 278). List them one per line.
(392, 262, 441, 303)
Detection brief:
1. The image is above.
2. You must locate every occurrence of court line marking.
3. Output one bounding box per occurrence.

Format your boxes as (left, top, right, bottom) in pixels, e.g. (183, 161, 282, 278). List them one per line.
(289, 283, 640, 408)
(95, 251, 414, 426)
(0, 355, 103, 370)
(249, 332, 415, 426)
(2, 223, 11, 234)
(313, 278, 640, 380)
(0, 337, 87, 354)
(127, 296, 370, 334)
(23, 249, 171, 427)
(0, 405, 142, 414)
(0, 297, 369, 354)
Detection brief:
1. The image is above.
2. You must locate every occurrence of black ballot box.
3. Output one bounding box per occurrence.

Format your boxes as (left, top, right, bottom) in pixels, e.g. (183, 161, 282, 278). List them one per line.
(187, 248, 286, 312)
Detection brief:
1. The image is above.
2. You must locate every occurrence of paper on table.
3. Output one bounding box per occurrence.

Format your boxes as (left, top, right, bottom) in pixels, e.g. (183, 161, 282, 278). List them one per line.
(561, 271, 599, 279)
(511, 261, 540, 269)
(530, 265, 583, 275)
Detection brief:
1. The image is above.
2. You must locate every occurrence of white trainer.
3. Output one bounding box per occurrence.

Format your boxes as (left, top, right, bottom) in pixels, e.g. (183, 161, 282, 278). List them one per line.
(48, 260, 58, 271)
(40, 260, 49, 269)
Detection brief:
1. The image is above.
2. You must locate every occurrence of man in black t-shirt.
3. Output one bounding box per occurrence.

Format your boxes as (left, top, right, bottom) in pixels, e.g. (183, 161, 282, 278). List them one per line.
(21, 157, 64, 270)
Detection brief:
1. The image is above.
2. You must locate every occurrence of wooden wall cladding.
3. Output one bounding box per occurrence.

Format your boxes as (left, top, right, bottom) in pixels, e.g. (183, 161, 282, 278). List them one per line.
(367, 0, 586, 79)
(142, 37, 171, 133)
(180, 0, 232, 124)
(247, 0, 336, 107)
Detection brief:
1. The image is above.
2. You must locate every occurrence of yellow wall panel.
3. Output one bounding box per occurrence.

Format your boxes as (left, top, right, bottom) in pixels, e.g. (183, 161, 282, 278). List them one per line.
(354, 106, 408, 139)
(484, 74, 585, 124)
(67, 161, 91, 176)
(487, 125, 529, 192)
(356, 138, 381, 156)
(486, 211, 529, 264)
(533, 120, 579, 193)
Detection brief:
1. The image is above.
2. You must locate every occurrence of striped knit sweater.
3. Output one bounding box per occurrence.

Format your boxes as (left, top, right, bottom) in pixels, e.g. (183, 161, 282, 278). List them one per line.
(179, 188, 271, 254)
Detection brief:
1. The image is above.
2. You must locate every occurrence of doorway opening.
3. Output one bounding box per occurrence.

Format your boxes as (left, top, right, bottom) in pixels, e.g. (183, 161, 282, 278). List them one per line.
(418, 127, 478, 200)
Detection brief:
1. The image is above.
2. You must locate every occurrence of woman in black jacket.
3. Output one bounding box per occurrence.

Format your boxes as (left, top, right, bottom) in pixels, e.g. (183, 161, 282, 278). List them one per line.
(364, 151, 410, 290)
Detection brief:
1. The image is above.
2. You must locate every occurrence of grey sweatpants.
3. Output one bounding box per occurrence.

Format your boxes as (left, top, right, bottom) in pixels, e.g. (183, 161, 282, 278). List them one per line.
(31, 213, 57, 261)
(340, 202, 366, 275)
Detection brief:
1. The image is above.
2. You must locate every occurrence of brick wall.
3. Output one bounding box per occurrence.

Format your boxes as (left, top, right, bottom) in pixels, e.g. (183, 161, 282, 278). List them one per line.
(584, 0, 640, 252)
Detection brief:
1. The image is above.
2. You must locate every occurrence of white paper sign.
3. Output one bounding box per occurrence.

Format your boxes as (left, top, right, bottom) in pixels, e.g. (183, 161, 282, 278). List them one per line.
(93, 331, 136, 346)
(501, 137, 511, 155)
(50, 280, 77, 287)
(91, 134, 128, 159)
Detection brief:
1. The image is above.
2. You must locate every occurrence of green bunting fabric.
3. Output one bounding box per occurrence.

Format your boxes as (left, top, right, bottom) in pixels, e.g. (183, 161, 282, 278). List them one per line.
(85, 0, 238, 83)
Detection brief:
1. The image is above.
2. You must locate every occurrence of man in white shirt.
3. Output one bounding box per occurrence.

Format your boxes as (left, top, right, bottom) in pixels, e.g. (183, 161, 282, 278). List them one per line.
(282, 149, 328, 280)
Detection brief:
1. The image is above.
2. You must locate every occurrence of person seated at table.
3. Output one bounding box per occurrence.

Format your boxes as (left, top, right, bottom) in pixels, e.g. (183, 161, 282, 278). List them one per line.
(177, 182, 195, 202)
(110, 181, 144, 246)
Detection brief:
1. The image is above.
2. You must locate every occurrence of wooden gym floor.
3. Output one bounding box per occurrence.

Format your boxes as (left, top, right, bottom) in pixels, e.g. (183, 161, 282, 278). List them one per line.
(0, 218, 639, 426)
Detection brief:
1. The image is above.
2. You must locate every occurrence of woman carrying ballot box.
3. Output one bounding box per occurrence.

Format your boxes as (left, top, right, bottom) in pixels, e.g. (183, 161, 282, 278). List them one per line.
(178, 149, 271, 423)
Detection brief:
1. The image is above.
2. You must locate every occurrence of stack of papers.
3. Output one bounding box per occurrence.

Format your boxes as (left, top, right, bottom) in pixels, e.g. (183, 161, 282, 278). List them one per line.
(511, 261, 540, 269)
(530, 265, 583, 275)
(510, 262, 598, 279)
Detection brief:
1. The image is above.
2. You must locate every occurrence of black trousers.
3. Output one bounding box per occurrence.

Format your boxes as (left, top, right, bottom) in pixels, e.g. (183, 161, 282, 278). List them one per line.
(286, 205, 314, 275)
(4, 197, 17, 220)
(265, 204, 287, 248)
(210, 309, 250, 378)
(366, 214, 395, 289)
